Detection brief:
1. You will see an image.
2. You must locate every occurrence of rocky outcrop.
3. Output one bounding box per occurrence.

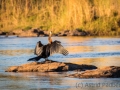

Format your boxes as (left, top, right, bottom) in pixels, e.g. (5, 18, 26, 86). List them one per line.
(0, 31, 2, 35)
(5, 60, 120, 78)
(68, 66, 120, 78)
(0, 28, 88, 37)
(57, 29, 88, 36)
(12, 29, 37, 37)
(12, 29, 50, 37)
(5, 60, 97, 72)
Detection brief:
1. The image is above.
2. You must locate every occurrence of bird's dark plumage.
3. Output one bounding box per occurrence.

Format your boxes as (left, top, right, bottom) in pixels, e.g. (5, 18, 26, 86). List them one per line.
(28, 40, 68, 61)
(28, 31, 68, 62)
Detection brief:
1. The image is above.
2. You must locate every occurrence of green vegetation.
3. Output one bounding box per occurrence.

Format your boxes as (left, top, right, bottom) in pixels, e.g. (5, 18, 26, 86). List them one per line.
(23, 26, 32, 31)
(0, 0, 120, 36)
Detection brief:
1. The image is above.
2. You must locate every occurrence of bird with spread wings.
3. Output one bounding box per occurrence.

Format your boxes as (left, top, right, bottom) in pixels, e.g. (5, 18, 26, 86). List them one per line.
(28, 31, 69, 62)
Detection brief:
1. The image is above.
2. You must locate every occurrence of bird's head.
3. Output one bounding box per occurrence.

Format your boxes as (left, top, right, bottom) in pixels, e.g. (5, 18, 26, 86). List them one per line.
(49, 31, 52, 36)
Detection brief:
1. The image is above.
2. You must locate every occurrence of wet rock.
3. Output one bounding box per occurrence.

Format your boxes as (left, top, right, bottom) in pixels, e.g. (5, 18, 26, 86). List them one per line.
(57, 30, 70, 36)
(58, 29, 88, 36)
(19, 29, 38, 37)
(5, 60, 97, 72)
(0, 29, 88, 37)
(0, 32, 8, 36)
(8, 32, 15, 35)
(13, 29, 35, 37)
(12, 29, 49, 37)
(0, 31, 15, 37)
(68, 66, 120, 78)
(38, 30, 48, 37)
(70, 29, 87, 36)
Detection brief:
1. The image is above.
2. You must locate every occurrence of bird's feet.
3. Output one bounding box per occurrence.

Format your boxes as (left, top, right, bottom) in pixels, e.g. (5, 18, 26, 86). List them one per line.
(45, 58, 52, 63)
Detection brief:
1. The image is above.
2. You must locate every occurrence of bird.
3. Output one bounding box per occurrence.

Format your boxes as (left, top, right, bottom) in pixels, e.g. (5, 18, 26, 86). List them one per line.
(28, 31, 69, 62)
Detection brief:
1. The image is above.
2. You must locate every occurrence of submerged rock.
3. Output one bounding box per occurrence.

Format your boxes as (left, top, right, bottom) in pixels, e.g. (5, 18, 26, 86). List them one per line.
(5, 60, 97, 72)
(68, 66, 120, 78)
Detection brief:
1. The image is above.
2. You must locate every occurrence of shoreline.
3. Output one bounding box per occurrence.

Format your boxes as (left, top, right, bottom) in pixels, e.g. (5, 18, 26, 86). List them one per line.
(1, 29, 120, 37)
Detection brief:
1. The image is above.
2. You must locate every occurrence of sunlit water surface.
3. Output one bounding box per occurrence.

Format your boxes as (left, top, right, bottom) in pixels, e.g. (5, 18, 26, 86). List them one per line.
(0, 36, 120, 90)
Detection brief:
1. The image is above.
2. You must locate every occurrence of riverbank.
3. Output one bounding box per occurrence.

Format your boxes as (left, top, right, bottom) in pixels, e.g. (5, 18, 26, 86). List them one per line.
(1, 0, 120, 37)
(0, 29, 88, 37)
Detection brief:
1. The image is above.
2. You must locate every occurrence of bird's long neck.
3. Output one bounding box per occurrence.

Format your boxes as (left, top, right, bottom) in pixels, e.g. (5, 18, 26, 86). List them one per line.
(48, 32, 52, 44)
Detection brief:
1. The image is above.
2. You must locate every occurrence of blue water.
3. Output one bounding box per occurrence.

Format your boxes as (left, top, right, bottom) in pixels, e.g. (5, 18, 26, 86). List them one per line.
(0, 36, 120, 90)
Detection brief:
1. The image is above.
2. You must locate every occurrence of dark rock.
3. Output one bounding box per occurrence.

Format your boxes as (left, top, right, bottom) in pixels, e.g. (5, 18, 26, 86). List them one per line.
(62, 34, 67, 36)
(12, 29, 24, 36)
(33, 29, 39, 33)
(58, 30, 70, 36)
(12, 29, 49, 37)
(0, 32, 8, 35)
(0, 31, 2, 35)
(15, 29, 37, 37)
(64, 30, 70, 35)
(53, 34, 58, 36)
(8, 32, 15, 35)
(58, 29, 88, 36)
(38, 30, 44, 34)
(1, 29, 88, 37)
(68, 66, 120, 78)
(5, 60, 97, 72)
(37, 30, 48, 37)
(70, 29, 87, 36)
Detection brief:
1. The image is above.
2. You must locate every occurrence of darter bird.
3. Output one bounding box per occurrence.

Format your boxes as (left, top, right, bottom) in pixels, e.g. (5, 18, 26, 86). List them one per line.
(28, 31, 68, 62)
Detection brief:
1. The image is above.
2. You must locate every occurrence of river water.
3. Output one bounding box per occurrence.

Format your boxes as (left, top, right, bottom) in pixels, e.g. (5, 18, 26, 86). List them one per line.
(0, 36, 120, 90)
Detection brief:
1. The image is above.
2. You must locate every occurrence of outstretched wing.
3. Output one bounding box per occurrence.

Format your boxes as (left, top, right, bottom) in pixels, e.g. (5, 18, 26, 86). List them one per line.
(34, 41, 43, 56)
(50, 40, 69, 56)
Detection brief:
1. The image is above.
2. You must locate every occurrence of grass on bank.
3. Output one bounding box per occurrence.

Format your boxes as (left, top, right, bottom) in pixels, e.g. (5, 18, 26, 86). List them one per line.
(0, 0, 120, 36)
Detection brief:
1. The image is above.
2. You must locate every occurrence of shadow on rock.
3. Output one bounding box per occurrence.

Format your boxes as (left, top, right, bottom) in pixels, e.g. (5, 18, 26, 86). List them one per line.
(5, 60, 97, 72)
(68, 66, 120, 78)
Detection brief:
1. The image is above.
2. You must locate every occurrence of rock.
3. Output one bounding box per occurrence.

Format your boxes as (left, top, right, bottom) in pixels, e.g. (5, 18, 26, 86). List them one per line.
(0, 29, 88, 37)
(57, 30, 69, 36)
(16, 29, 37, 37)
(8, 32, 15, 35)
(57, 29, 88, 36)
(43, 30, 49, 36)
(68, 66, 120, 78)
(0, 31, 2, 35)
(12, 29, 49, 37)
(12, 29, 23, 35)
(0, 31, 16, 36)
(70, 29, 87, 36)
(38, 30, 48, 37)
(32, 29, 45, 36)
(0, 32, 8, 36)
(5, 60, 97, 72)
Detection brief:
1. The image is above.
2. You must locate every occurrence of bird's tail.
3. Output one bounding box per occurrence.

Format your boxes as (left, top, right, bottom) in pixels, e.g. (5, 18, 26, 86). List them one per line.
(27, 56, 41, 61)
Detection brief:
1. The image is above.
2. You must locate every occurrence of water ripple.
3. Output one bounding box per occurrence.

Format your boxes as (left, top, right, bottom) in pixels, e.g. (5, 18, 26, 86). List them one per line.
(51, 51, 120, 58)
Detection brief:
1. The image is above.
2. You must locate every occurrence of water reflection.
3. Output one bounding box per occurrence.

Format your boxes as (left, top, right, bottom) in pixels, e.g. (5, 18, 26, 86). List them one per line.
(0, 73, 29, 90)
(65, 57, 120, 67)
(1, 72, 120, 90)
(0, 49, 33, 56)
(0, 36, 120, 90)
(66, 45, 120, 53)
